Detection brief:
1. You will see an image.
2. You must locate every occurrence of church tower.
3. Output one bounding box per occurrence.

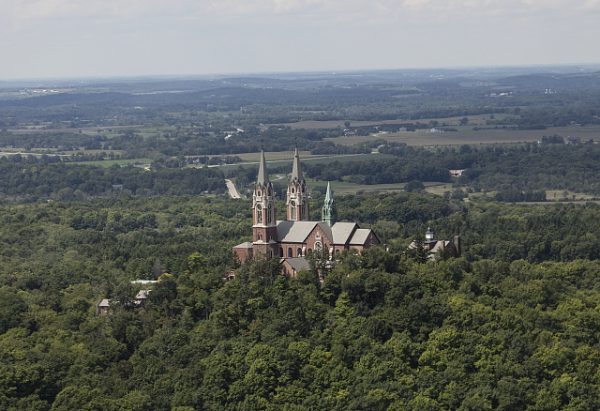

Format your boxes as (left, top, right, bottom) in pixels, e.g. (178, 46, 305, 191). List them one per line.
(322, 181, 336, 226)
(252, 151, 278, 256)
(286, 148, 309, 221)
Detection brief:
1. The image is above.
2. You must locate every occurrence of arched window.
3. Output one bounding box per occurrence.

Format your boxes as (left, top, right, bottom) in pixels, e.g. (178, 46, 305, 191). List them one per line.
(280, 247, 284, 257)
(315, 241, 322, 251)
(297, 248, 302, 256)
(307, 248, 312, 256)
(288, 248, 293, 257)
(267, 203, 273, 224)
(256, 204, 262, 224)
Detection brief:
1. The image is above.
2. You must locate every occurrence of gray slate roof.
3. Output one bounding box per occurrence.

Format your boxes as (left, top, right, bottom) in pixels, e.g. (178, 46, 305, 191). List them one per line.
(233, 241, 253, 249)
(276, 220, 333, 243)
(349, 228, 372, 245)
(331, 222, 358, 244)
(283, 257, 310, 273)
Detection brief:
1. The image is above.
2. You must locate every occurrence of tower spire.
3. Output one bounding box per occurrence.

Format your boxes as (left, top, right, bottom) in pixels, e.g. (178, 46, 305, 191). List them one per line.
(257, 150, 270, 185)
(322, 181, 336, 226)
(286, 147, 309, 221)
(291, 146, 302, 181)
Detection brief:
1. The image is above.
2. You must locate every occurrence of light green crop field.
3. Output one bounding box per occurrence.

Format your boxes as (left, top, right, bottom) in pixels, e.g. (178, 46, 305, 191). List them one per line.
(266, 114, 513, 130)
(68, 158, 152, 168)
(325, 125, 600, 147)
(307, 180, 406, 195)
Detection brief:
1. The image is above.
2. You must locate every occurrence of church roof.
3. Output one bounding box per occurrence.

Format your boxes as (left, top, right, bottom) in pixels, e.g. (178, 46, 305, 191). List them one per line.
(330, 222, 358, 244)
(233, 241, 253, 249)
(276, 220, 333, 243)
(430, 240, 449, 254)
(257, 151, 270, 185)
(349, 228, 373, 245)
(283, 257, 310, 273)
(276, 220, 315, 242)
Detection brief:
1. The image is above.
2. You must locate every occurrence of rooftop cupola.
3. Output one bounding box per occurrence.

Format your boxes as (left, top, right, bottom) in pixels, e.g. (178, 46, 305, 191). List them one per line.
(425, 227, 435, 243)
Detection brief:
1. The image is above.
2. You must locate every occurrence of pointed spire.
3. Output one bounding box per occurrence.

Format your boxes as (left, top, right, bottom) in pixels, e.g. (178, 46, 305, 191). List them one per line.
(324, 181, 333, 202)
(322, 181, 336, 226)
(291, 147, 302, 181)
(257, 150, 270, 185)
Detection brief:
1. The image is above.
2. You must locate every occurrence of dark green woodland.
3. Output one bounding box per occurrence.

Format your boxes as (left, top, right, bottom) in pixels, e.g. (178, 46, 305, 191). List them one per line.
(2, 68, 600, 410)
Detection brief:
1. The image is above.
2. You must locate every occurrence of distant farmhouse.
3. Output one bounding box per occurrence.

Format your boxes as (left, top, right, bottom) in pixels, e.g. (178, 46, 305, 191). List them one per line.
(233, 149, 380, 276)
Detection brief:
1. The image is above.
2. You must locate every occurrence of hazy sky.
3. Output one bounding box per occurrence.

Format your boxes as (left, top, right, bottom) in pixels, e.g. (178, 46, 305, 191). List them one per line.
(1, 0, 599, 79)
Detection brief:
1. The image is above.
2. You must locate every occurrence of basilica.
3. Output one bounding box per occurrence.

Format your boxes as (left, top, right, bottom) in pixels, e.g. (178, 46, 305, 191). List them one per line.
(233, 149, 380, 275)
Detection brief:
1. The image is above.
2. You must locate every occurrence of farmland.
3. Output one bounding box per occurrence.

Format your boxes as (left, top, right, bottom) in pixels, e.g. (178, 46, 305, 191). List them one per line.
(326, 124, 600, 147)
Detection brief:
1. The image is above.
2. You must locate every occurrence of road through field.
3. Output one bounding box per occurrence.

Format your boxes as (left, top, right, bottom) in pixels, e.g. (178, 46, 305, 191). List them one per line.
(225, 179, 242, 199)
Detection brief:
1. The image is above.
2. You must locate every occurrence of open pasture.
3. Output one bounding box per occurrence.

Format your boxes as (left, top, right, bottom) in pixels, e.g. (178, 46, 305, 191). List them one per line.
(326, 125, 600, 147)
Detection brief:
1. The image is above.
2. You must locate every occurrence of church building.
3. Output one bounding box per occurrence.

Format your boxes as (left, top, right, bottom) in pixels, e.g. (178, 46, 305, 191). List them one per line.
(233, 149, 380, 274)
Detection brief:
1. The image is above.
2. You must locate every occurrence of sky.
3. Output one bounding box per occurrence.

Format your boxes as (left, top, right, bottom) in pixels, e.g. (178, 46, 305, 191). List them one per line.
(1, 0, 599, 79)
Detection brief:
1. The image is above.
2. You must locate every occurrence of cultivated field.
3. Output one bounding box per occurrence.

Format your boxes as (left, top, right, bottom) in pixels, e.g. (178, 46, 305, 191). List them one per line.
(267, 114, 515, 130)
(326, 125, 600, 147)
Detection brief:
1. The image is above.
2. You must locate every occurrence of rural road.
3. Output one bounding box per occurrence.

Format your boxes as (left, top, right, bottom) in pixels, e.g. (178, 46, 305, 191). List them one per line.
(225, 179, 242, 199)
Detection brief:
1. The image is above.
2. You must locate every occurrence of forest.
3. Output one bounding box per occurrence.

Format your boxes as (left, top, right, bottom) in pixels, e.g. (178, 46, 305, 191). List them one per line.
(2, 67, 600, 410)
(2, 193, 600, 409)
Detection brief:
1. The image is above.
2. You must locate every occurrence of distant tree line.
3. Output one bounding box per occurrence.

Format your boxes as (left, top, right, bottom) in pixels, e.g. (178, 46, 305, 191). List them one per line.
(0, 157, 226, 201)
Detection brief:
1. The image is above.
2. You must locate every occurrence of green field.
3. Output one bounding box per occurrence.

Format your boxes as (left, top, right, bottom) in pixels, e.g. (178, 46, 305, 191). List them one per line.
(267, 114, 513, 130)
(69, 158, 152, 168)
(326, 125, 600, 147)
(235, 150, 314, 162)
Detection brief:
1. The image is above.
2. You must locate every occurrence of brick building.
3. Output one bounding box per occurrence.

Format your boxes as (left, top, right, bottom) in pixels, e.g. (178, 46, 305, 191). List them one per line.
(233, 149, 380, 273)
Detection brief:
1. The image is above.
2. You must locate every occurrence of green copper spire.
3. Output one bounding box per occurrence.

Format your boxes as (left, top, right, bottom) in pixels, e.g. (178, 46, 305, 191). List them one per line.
(322, 181, 336, 226)
(257, 150, 270, 185)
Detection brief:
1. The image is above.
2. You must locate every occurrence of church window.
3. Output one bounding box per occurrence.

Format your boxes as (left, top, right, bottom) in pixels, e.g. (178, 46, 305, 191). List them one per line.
(267, 204, 273, 224)
(257, 190, 261, 196)
(292, 187, 295, 193)
(256, 204, 262, 224)
(288, 248, 293, 257)
(297, 248, 302, 256)
(280, 247, 284, 257)
(315, 241, 322, 251)
(290, 201, 296, 220)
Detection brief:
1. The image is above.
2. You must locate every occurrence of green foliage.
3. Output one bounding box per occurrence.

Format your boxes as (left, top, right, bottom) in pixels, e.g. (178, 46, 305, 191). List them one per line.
(2, 194, 600, 409)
